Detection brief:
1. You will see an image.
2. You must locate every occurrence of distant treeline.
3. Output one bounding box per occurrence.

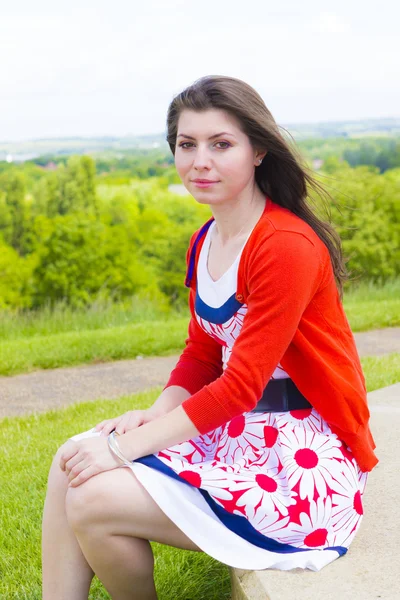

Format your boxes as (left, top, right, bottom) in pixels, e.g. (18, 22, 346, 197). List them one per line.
(1, 134, 399, 179)
(0, 152, 399, 312)
(298, 136, 400, 172)
(30, 150, 176, 180)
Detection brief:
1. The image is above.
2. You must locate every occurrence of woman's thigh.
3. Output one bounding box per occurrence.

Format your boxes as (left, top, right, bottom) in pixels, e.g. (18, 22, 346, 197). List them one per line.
(65, 467, 203, 553)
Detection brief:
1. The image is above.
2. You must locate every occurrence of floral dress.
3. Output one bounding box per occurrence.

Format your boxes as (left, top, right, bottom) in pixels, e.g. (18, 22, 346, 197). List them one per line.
(71, 219, 367, 572)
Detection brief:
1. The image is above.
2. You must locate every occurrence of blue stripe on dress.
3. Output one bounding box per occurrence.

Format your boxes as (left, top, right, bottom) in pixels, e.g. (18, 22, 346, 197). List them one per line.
(195, 288, 243, 324)
(134, 454, 346, 557)
(185, 219, 214, 288)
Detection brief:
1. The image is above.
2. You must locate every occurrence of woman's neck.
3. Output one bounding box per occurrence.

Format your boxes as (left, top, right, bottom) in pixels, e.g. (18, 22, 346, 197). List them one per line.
(211, 190, 266, 247)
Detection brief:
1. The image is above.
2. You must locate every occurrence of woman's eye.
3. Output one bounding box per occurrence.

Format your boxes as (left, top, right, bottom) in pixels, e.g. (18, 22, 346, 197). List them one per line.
(178, 141, 231, 149)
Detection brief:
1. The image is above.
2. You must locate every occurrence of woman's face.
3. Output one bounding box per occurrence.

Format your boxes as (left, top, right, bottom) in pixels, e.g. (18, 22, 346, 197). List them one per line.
(175, 108, 261, 205)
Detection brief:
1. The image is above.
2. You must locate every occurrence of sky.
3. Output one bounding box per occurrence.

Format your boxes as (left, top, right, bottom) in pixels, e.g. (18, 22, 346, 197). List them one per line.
(1, 0, 399, 141)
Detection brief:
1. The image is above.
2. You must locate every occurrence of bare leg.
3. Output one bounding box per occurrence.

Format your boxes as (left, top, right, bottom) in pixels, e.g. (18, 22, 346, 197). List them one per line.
(41, 449, 95, 600)
(72, 524, 158, 600)
(64, 466, 204, 599)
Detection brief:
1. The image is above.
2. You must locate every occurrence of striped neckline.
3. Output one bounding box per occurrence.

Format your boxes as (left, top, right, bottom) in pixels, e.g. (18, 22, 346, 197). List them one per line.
(201, 221, 253, 285)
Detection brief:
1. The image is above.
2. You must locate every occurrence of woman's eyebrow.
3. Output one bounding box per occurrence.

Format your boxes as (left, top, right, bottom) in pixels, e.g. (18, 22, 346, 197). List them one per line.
(177, 132, 236, 140)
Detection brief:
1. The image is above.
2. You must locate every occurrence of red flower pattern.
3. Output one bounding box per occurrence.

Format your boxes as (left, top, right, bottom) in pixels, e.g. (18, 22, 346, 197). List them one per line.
(153, 302, 367, 550)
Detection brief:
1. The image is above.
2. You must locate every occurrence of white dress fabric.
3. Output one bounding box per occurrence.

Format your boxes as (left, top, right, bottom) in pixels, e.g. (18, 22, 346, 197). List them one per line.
(71, 220, 368, 572)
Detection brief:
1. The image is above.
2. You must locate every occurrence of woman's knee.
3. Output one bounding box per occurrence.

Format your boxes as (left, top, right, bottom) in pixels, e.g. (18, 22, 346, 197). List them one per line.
(47, 445, 70, 488)
(65, 473, 110, 532)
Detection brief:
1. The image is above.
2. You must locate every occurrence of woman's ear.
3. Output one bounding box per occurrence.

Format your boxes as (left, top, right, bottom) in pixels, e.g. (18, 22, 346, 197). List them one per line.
(259, 150, 268, 161)
(255, 150, 267, 166)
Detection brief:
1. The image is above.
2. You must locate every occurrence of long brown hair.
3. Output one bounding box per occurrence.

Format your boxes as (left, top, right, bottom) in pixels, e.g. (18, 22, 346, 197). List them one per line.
(166, 75, 350, 301)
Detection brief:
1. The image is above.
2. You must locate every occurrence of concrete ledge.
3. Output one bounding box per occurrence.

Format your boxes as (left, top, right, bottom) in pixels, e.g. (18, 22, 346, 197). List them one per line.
(230, 383, 400, 600)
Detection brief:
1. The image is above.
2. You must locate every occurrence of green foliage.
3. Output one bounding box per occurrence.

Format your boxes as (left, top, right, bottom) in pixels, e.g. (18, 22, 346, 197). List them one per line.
(0, 242, 36, 309)
(343, 138, 400, 172)
(0, 187, 12, 242)
(314, 164, 400, 283)
(96, 180, 211, 308)
(93, 149, 174, 179)
(0, 148, 399, 312)
(298, 135, 400, 172)
(53, 155, 99, 216)
(0, 171, 32, 254)
(30, 212, 159, 309)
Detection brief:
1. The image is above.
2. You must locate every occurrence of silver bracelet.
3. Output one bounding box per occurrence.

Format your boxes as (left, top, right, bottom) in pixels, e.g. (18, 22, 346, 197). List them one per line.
(107, 431, 132, 467)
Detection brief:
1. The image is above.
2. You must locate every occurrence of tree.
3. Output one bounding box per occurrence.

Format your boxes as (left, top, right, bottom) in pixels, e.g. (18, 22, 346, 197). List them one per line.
(56, 156, 99, 216)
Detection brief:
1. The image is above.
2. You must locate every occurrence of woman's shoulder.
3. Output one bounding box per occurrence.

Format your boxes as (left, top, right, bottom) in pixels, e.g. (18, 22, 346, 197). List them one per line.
(252, 201, 329, 262)
(244, 204, 333, 287)
(261, 199, 321, 244)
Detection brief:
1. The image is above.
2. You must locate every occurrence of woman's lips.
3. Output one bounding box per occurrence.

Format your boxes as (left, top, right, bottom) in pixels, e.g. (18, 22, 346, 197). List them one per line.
(192, 181, 219, 188)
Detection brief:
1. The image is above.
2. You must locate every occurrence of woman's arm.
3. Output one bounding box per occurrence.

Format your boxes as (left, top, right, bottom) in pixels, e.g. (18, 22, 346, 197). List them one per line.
(118, 404, 200, 461)
(146, 385, 191, 418)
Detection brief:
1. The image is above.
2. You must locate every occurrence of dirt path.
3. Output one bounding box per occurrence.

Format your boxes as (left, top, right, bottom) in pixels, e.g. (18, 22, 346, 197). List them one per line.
(0, 327, 399, 419)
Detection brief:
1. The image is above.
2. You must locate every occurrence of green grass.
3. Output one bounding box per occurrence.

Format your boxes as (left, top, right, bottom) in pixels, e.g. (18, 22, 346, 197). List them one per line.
(0, 278, 399, 377)
(343, 276, 400, 330)
(0, 388, 232, 600)
(0, 294, 180, 342)
(0, 294, 190, 376)
(0, 318, 188, 376)
(359, 352, 400, 389)
(0, 350, 398, 599)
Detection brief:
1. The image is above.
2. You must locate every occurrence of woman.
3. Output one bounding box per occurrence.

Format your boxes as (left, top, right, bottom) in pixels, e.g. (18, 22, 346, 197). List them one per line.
(42, 75, 378, 599)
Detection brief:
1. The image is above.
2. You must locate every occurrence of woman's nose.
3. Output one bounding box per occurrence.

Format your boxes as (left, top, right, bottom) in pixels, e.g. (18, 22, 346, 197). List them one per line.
(192, 147, 212, 169)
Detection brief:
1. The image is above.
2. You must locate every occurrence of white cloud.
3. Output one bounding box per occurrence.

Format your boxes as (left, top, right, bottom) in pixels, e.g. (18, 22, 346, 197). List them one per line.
(307, 12, 351, 34)
(0, 0, 399, 140)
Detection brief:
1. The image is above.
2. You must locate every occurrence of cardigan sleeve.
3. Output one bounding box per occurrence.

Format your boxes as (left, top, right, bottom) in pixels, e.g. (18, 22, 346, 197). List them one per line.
(162, 234, 223, 395)
(180, 230, 325, 434)
(162, 287, 223, 395)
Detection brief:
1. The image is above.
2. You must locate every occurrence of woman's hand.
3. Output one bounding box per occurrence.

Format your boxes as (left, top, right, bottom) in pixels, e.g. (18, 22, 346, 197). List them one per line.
(59, 436, 123, 487)
(93, 408, 160, 437)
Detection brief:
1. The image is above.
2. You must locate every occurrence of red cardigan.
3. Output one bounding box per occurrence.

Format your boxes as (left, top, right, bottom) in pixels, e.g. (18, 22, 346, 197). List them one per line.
(163, 195, 378, 472)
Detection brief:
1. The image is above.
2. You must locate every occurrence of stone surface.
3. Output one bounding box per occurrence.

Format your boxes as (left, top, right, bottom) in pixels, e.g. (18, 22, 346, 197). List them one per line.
(230, 382, 400, 600)
(352, 327, 400, 357)
(0, 355, 178, 418)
